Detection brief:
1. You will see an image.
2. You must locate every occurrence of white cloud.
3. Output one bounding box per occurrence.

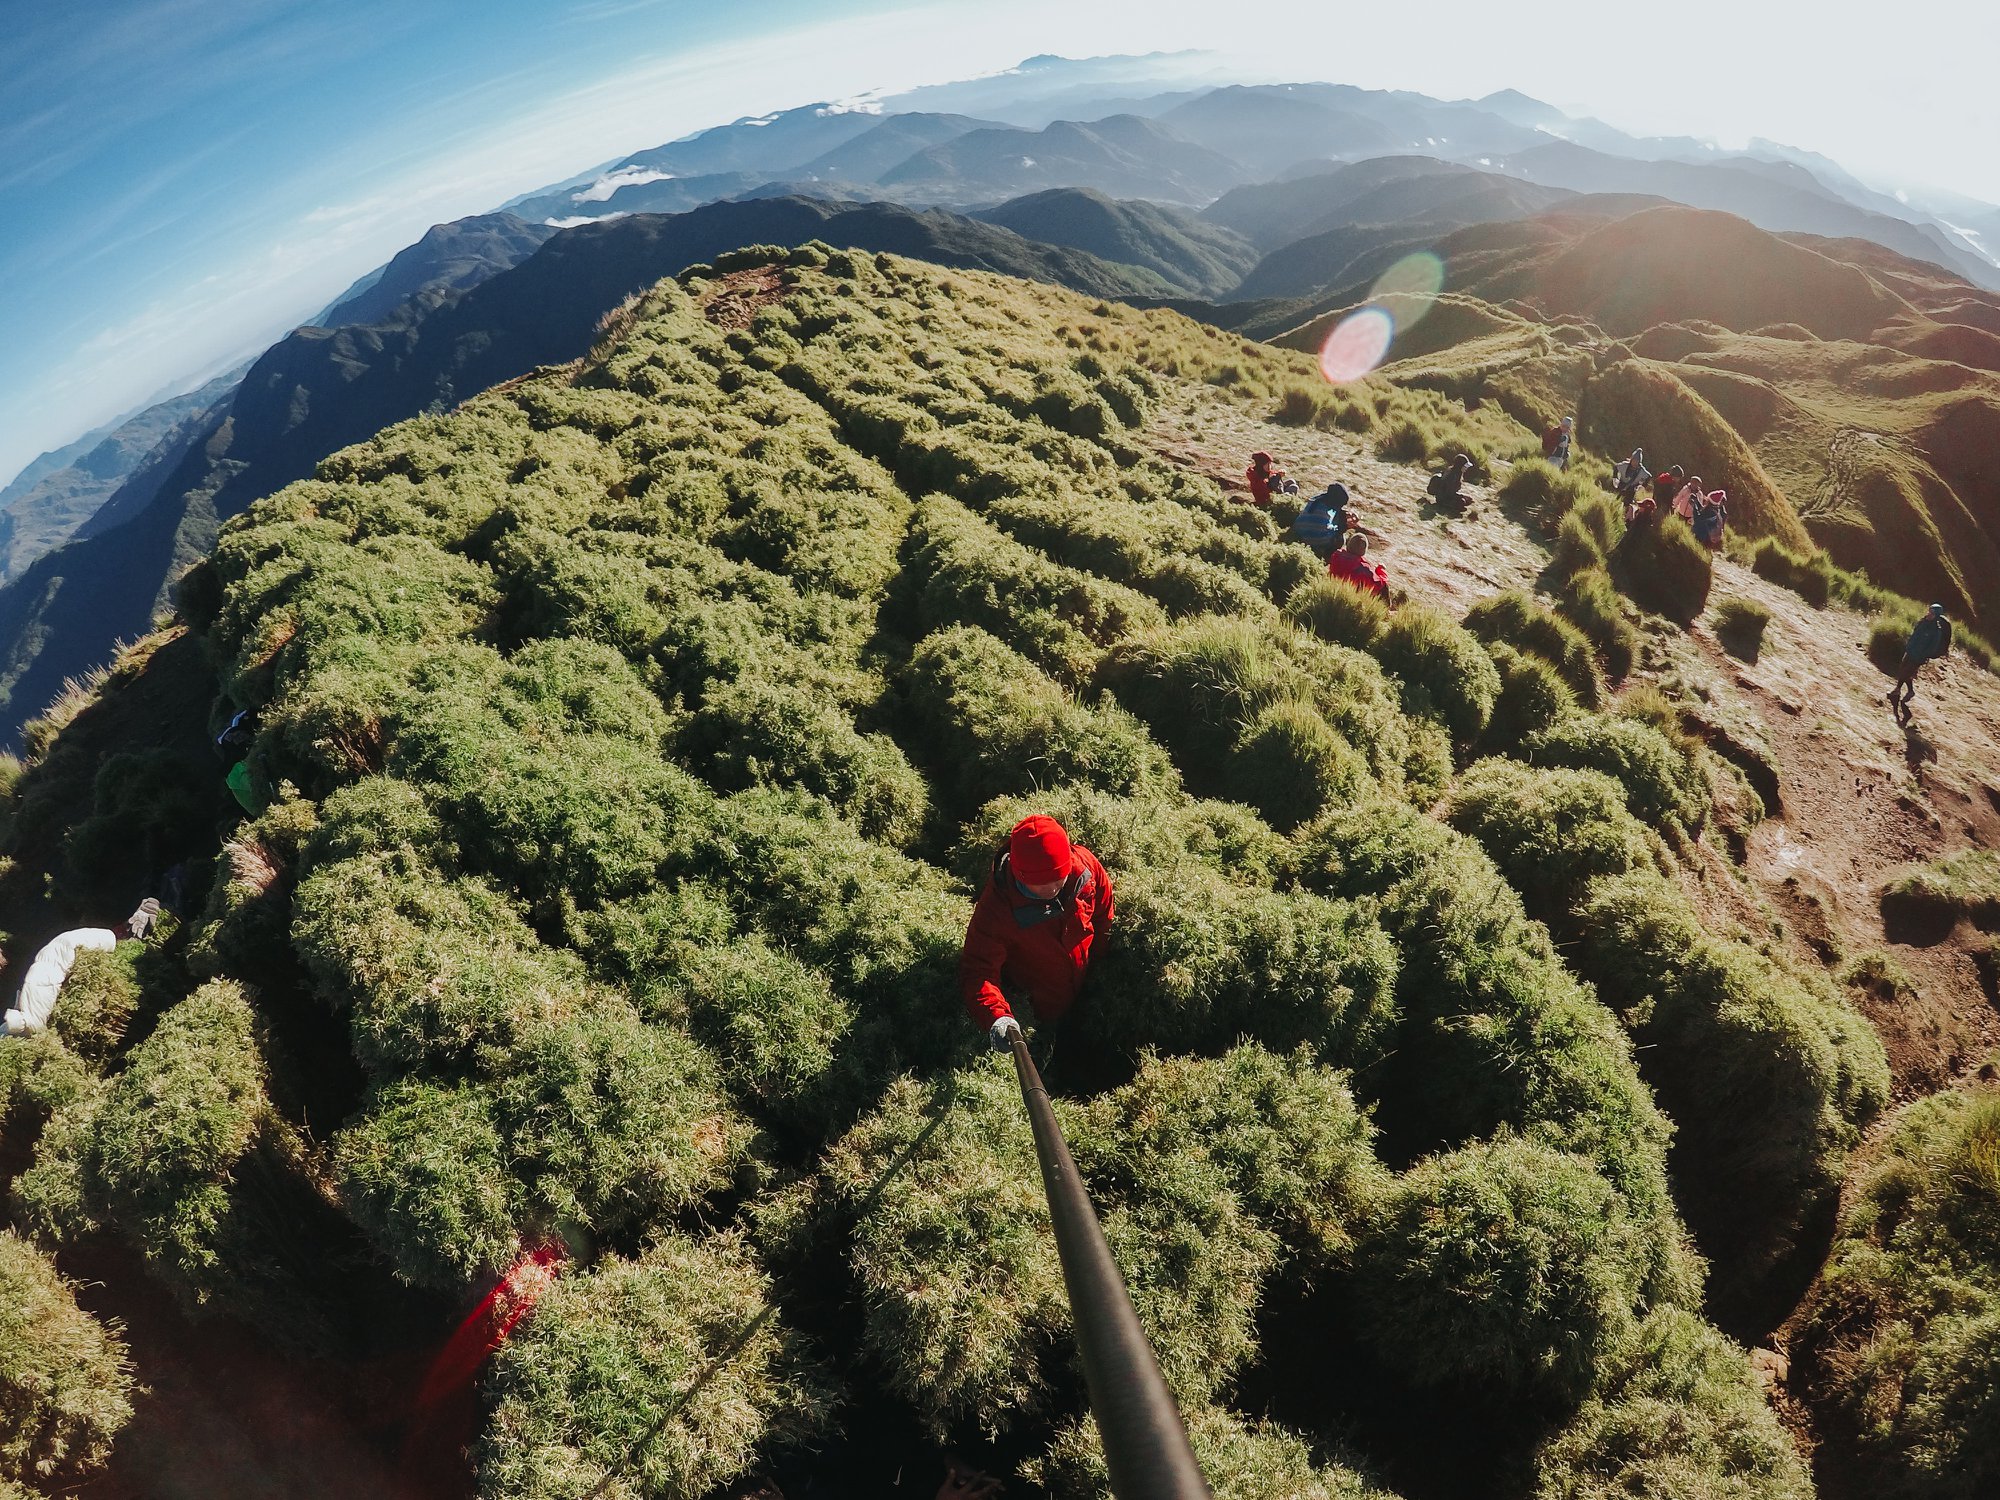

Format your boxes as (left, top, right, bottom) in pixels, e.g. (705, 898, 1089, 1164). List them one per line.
(571, 167, 675, 203)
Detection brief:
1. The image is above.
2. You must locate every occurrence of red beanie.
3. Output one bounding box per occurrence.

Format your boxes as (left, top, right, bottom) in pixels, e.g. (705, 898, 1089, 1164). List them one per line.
(1009, 815, 1073, 887)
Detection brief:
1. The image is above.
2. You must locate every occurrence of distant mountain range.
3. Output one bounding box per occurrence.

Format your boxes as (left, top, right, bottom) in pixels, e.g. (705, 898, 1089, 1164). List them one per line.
(8, 51, 2000, 746)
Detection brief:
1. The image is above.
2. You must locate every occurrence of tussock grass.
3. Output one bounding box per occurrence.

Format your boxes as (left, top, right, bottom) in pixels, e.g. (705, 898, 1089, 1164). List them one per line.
(0, 1230, 134, 1486)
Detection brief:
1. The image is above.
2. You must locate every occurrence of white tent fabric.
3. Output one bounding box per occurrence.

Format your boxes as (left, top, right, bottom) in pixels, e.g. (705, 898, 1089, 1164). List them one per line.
(3, 928, 118, 1035)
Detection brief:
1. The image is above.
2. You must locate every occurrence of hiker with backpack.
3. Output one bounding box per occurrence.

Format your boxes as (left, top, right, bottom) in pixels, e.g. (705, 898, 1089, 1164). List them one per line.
(1542, 416, 1575, 471)
(1671, 475, 1702, 524)
(1292, 482, 1356, 560)
(1326, 531, 1388, 597)
(1244, 451, 1297, 508)
(1691, 489, 1728, 549)
(1652, 464, 1685, 510)
(1887, 604, 1954, 717)
(1427, 454, 1475, 514)
(959, 815, 1114, 1052)
(1613, 448, 1647, 520)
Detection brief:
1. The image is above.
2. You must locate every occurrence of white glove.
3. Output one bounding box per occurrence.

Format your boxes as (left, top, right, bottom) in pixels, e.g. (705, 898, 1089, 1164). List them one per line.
(988, 1015, 1023, 1053)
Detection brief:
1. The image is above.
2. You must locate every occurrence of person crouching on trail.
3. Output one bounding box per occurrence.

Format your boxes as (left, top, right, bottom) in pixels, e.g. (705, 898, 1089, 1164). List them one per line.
(1427, 454, 1474, 514)
(1245, 451, 1296, 507)
(1888, 604, 1953, 716)
(959, 815, 1114, 1052)
(1327, 531, 1388, 596)
(1292, 482, 1353, 559)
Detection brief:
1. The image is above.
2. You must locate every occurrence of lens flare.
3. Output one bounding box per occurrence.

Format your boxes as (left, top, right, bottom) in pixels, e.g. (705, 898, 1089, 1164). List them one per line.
(416, 1240, 567, 1410)
(1368, 251, 1445, 333)
(1318, 306, 1395, 384)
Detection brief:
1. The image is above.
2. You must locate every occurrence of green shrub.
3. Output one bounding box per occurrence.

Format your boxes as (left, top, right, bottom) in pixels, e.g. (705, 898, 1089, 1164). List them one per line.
(681, 674, 928, 847)
(1802, 1087, 2000, 1496)
(476, 1234, 830, 1500)
(1497, 458, 1594, 529)
(1284, 574, 1390, 649)
(0, 1231, 133, 1486)
(657, 937, 856, 1136)
(1463, 590, 1603, 706)
(1097, 616, 1436, 802)
(1614, 515, 1712, 622)
(1748, 536, 1833, 607)
(61, 749, 211, 908)
(1372, 415, 1432, 462)
(1286, 801, 1680, 1253)
(1574, 872, 1889, 1312)
(1555, 567, 1639, 679)
(1522, 714, 1708, 842)
(334, 1079, 516, 1290)
(1479, 643, 1579, 753)
(1085, 864, 1399, 1068)
(1354, 1138, 1653, 1402)
(0, 1035, 91, 1163)
(1712, 596, 1772, 661)
(902, 625, 1176, 816)
(826, 1067, 1069, 1436)
(1040, 1404, 1396, 1500)
(1073, 1046, 1387, 1266)
(1445, 759, 1655, 915)
(1225, 700, 1371, 831)
(1534, 1306, 1813, 1499)
(44, 945, 141, 1064)
(1549, 511, 1606, 582)
(18, 983, 340, 1341)
(1372, 605, 1501, 748)
(293, 854, 592, 1078)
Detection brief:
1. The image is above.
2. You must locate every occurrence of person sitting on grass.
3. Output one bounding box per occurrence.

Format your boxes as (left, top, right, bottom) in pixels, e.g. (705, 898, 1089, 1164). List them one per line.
(1326, 530, 1388, 596)
(1244, 450, 1297, 507)
(1426, 454, 1475, 514)
(1887, 604, 1953, 716)
(1292, 482, 1354, 559)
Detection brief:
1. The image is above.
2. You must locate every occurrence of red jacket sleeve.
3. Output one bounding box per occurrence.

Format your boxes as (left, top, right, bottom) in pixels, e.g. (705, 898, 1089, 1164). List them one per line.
(958, 896, 1013, 1028)
(1086, 850, 1114, 931)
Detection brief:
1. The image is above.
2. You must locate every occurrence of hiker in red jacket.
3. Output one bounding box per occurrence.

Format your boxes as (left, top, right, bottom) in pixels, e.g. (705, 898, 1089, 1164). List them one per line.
(1245, 451, 1295, 507)
(959, 815, 1114, 1050)
(1326, 531, 1388, 596)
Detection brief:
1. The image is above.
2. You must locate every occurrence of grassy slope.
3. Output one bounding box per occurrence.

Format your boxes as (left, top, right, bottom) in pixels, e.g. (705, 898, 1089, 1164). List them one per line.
(8, 245, 1997, 1500)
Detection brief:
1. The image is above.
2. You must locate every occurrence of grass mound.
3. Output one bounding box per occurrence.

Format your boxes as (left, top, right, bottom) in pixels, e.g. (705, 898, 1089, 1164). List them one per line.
(1353, 1137, 1654, 1404)
(1799, 1086, 2000, 1497)
(1463, 590, 1604, 706)
(0, 1231, 133, 1488)
(1881, 848, 2000, 932)
(477, 1234, 830, 1500)
(1712, 596, 1772, 661)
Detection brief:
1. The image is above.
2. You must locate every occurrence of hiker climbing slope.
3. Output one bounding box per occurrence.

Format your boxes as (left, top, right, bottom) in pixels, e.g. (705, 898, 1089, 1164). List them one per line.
(959, 815, 1114, 1052)
(1888, 604, 1954, 717)
(3, 927, 119, 1037)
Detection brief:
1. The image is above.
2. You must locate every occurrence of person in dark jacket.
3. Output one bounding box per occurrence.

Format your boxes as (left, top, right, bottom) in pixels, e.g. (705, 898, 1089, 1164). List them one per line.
(959, 815, 1114, 1050)
(1888, 604, 1954, 717)
(1426, 454, 1474, 513)
(1291, 482, 1353, 558)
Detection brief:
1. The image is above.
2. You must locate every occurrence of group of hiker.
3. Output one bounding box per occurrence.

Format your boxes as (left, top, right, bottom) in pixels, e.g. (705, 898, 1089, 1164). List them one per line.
(1612, 448, 1730, 550)
(1247, 451, 1392, 598)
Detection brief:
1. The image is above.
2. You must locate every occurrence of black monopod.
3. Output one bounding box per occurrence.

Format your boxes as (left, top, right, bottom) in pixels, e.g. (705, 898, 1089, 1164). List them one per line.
(1007, 1030, 1211, 1500)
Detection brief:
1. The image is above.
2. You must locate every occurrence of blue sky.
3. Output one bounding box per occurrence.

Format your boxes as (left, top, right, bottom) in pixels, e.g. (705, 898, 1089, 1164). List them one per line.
(5, 0, 1998, 487)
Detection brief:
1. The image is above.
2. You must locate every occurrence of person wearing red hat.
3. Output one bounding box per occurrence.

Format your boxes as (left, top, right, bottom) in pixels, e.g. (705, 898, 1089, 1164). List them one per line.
(958, 814, 1115, 1050)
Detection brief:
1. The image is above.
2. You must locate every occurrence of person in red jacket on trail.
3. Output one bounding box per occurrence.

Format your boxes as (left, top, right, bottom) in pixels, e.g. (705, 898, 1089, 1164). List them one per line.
(1325, 531, 1387, 596)
(959, 815, 1114, 1051)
